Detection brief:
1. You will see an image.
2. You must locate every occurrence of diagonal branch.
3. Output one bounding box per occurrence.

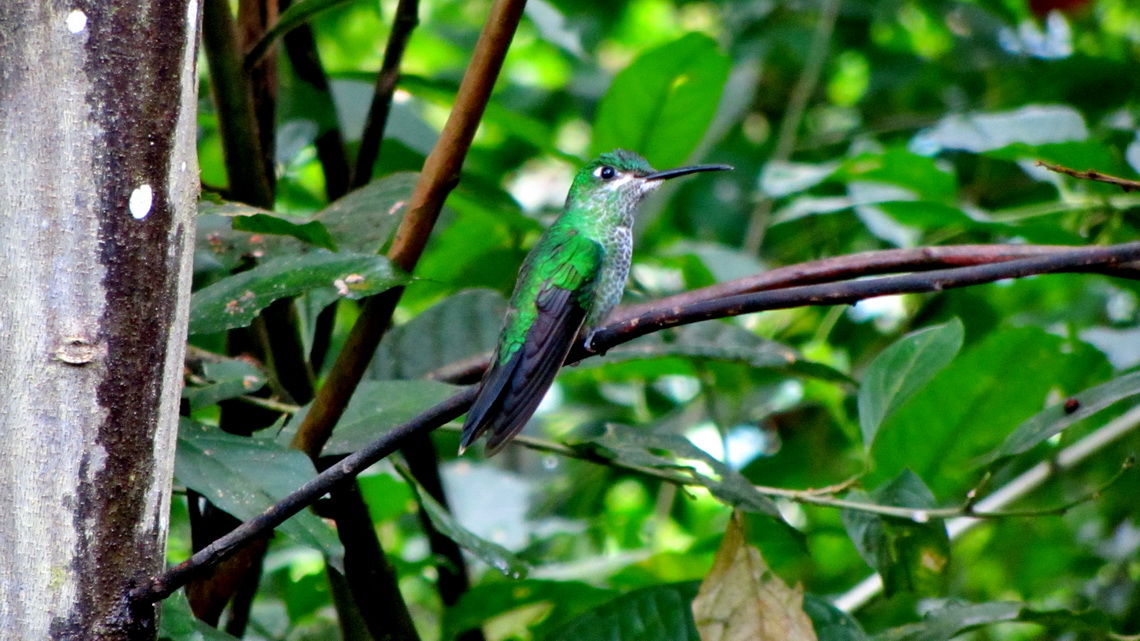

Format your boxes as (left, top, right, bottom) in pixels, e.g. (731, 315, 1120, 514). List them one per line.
(352, 0, 420, 188)
(137, 240, 1140, 603)
(289, 0, 529, 458)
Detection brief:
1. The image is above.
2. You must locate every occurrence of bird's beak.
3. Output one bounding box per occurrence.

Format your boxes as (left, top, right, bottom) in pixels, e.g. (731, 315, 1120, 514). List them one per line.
(643, 163, 733, 181)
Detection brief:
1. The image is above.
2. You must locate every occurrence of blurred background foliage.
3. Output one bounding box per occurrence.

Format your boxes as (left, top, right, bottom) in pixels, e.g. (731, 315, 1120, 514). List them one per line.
(173, 0, 1140, 639)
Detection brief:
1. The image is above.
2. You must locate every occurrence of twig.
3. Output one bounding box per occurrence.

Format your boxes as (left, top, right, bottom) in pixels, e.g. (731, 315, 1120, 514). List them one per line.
(1038, 160, 1140, 192)
(137, 241, 1140, 604)
(290, 0, 529, 458)
(353, 0, 419, 188)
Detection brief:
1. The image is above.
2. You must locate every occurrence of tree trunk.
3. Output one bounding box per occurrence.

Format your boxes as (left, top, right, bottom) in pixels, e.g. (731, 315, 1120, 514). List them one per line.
(0, 1, 199, 638)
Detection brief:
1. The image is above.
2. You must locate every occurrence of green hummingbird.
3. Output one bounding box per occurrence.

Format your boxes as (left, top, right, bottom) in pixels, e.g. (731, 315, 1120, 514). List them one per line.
(460, 150, 731, 455)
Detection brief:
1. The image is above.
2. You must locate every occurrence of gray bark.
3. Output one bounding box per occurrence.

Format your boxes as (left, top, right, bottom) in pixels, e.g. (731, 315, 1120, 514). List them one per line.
(0, 1, 199, 638)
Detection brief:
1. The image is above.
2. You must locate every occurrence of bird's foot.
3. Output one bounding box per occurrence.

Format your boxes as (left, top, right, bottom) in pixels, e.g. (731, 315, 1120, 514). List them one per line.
(583, 330, 608, 357)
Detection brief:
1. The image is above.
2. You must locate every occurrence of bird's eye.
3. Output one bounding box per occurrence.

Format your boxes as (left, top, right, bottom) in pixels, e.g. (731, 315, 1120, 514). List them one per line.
(596, 165, 616, 180)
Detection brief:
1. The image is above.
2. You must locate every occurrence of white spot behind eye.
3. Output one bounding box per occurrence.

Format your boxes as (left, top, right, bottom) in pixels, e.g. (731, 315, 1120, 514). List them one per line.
(129, 185, 153, 219)
(66, 9, 87, 33)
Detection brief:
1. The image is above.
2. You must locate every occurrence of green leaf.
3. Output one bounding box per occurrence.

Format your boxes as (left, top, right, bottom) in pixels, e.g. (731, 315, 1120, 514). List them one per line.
(297, 380, 458, 455)
(544, 582, 701, 641)
(174, 420, 343, 561)
(370, 289, 507, 380)
(839, 149, 957, 203)
(841, 470, 950, 598)
(573, 424, 781, 517)
(984, 369, 1140, 464)
(445, 580, 615, 641)
(858, 318, 964, 449)
(183, 357, 267, 410)
(189, 252, 408, 334)
(395, 465, 528, 579)
(870, 326, 1109, 491)
(232, 213, 338, 251)
(591, 33, 730, 169)
(159, 591, 242, 641)
(872, 600, 1114, 641)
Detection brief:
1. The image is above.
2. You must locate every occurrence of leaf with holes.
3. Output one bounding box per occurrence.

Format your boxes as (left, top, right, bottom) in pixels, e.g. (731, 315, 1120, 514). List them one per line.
(189, 252, 408, 335)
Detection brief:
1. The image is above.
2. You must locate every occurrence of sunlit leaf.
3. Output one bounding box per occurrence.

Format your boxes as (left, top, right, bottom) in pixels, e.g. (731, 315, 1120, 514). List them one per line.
(189, 252, 408, 334)
(592, 33, 730, 169)
(859, 318, 963, 448)
(174, 420, 343, 560)
(910, 105, 1088, 154)
(692, 512, 818, 641)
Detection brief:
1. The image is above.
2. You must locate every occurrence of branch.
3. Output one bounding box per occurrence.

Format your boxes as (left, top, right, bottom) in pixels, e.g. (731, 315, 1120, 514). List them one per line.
(138, 241, 1140, 604)
(289, 0, 528, 458)
(352, 0, 420, 188)
(1038, 160, 1140, 192)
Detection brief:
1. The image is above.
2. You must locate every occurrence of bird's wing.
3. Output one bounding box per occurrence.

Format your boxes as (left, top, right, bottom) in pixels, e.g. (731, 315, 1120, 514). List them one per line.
(460, 227, 603, 455)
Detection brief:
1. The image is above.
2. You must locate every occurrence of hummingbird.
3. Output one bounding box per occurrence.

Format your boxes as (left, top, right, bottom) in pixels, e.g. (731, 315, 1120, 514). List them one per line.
(459, 150, 731, 455)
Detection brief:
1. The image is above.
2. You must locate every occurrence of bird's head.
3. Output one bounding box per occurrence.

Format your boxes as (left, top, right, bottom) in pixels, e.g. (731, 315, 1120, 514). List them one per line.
(567, 150, 731, 214)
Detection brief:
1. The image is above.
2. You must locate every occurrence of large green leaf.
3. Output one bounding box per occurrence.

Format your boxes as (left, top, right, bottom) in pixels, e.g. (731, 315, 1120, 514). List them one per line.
(803, 594, 866, 641)
(189, 252, 408, 335)
(870, 326, 1108, 491)
(591, 33, 730, 169)
(574, 424, 781, 517)
(544, 582, 701, 641)
(841, 470, 950, 598)
(858, 318, 964, 449)
(174, 421, 343, 560)
(395, 465, 528, 579)
(984, 369, 1140, 465)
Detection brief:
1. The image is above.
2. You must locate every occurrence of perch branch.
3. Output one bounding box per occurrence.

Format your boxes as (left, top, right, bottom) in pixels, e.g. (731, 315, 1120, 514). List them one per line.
(138, 241, 1140, 603)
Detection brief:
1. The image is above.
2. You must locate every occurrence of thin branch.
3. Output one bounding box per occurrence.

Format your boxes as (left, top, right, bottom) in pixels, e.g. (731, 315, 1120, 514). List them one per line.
(290, 0, 528, 459)
(1038, 160, 1140, 192)
(137, 241, 1140, 604)
(353, 0, 420, 188)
